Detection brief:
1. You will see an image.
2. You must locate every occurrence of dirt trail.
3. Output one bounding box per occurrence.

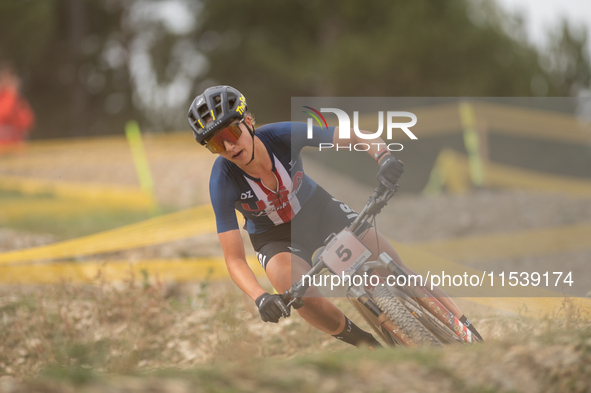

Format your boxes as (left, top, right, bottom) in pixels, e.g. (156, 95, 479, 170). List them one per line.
(1, 142, 591, 391)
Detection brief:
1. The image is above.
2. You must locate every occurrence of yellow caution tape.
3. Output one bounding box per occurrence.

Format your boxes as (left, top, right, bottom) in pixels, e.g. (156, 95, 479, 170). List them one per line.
(0, 257, 264, 284)
(0, 204, 216, 265)
(0, 175, 154, 209)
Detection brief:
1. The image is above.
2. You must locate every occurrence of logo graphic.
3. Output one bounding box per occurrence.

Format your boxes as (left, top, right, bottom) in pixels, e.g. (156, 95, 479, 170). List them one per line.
(240, 190, 254, 200)
(256, 252, 266, 268)
(303, 107, 418, 152)
(236, 94, 246, 115)
(302, 106, 328, 130)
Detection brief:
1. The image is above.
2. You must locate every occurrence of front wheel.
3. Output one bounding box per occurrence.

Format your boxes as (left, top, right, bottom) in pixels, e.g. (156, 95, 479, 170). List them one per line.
(372, 286, 441, 346)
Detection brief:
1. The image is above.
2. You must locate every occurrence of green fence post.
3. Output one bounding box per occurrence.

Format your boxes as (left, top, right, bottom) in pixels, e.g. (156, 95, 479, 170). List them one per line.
(125, 120, 160, 214)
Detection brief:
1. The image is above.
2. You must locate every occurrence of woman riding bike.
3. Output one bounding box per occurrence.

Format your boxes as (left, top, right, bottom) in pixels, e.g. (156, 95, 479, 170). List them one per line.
(187, 85, 482, 348)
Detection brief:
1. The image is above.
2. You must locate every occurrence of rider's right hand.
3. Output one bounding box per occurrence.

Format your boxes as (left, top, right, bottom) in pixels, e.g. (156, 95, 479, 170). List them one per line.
(255, 292, 290, 323)
(376, 154, 404, 189)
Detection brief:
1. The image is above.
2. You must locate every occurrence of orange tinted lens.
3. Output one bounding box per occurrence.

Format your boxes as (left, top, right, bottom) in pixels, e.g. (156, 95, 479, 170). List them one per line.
(206, 124, 242, 153)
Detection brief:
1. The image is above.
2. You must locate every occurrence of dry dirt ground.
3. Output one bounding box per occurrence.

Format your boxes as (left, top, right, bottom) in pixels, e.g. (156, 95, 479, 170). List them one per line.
(1, 138, 590, 391)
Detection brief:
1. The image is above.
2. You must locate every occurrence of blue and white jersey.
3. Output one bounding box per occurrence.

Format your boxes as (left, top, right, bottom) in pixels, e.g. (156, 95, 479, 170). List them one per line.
(209, 122, 335, 234)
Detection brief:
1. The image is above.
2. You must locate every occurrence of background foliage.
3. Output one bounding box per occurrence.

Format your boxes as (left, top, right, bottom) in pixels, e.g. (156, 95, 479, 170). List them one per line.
(0, 0, 589, 138)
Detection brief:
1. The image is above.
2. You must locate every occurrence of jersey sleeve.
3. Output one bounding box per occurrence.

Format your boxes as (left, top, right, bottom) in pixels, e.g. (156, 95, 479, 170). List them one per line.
(209, 160, 240, 233)
(289, 122, 335, 154)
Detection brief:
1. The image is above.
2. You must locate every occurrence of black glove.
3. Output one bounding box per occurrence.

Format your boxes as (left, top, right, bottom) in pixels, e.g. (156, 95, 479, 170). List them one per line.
(376, 154, 404, 189)
(255, 292, 290, 323)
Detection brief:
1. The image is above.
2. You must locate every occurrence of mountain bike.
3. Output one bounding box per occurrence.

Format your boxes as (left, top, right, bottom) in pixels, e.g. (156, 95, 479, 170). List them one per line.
(281, 183, 480, 347)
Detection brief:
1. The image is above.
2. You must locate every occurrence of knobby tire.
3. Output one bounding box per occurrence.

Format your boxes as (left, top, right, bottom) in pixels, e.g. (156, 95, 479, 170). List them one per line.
(372, 286, 441, 346)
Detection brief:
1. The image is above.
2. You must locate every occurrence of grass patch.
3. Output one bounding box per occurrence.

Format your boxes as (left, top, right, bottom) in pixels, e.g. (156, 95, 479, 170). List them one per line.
(0, 294, 38, 314)
(0, 277, 590, 392)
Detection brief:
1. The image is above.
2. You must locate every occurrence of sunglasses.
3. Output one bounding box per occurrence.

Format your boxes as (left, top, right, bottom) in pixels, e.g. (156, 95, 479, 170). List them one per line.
(205, 119, 245, 153)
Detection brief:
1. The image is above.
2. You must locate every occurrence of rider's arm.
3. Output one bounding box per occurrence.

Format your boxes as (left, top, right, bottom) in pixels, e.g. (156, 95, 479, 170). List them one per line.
(333, 126, 404, 187)
(218, 229, 266, 301)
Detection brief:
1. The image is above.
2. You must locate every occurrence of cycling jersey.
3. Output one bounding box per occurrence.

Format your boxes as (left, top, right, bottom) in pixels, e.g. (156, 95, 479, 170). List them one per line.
(209, 121, 335, 234)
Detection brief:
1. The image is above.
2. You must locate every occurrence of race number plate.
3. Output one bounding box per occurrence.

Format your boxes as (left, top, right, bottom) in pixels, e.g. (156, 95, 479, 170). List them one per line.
(320, 228, 373, 276)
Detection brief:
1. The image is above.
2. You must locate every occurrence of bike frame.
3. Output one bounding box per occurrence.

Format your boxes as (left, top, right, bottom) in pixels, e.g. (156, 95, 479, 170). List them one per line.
(282, 183, 475, 345)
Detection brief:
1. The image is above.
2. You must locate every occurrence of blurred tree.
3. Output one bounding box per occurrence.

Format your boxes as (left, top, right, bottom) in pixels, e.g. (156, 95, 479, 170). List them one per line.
(125, 0, 206, 130)
(1, 0, 590, 138)
(0, 1, 56, 66)
(0, 0, 203, 138)
(195, 0, 591, 122)
(544, 20, 591, 96)
(0, 0, 139, 138)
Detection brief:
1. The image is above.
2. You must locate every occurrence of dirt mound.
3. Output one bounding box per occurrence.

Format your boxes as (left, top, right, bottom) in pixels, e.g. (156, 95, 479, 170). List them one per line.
(0, 280, 589, 392)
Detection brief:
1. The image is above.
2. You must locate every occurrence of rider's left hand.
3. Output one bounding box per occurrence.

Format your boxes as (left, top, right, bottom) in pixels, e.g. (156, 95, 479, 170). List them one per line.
(377, 154, 404, 189)
(255, 292, 290, 323)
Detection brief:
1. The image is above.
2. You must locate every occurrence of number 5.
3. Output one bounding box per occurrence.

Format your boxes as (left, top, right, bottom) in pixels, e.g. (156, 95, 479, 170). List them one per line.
(336, 245, 352, 262)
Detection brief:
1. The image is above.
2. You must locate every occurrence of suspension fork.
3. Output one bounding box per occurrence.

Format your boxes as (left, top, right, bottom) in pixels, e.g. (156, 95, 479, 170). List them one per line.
(347, 286, 416, 347)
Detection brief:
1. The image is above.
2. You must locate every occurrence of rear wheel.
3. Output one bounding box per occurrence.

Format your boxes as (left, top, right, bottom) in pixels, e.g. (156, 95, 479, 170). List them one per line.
(372, 286, 441, 346)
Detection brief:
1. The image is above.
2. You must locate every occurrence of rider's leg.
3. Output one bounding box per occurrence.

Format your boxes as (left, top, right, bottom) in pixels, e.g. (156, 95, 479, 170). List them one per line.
(265, 251, 380, 347)
(358, 229, 464, 319)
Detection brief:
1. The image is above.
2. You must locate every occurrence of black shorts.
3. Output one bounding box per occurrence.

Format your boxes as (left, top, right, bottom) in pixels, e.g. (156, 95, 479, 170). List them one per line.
(250, 186, 368, 270)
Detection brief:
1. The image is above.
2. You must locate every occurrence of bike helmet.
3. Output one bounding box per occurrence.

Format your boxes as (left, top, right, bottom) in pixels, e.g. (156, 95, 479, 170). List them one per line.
(188, 85, 248, 146)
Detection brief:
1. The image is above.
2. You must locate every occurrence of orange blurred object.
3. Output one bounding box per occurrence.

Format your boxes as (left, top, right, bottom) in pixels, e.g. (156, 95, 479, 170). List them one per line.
(0, 66, 35, 152)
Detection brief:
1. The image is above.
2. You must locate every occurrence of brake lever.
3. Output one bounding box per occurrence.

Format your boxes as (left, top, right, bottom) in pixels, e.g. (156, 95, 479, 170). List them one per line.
(287, 297, 304, 309)
(281, 289, 292, 305)
(282, 289, 305, 311)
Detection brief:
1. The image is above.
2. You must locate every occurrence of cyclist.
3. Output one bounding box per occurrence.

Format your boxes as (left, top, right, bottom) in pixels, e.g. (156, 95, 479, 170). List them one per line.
(188, 85, 482, 348)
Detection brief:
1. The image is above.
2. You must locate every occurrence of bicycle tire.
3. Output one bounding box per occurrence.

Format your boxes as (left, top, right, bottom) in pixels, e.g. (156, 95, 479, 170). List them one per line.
(372, 286, 441, 346)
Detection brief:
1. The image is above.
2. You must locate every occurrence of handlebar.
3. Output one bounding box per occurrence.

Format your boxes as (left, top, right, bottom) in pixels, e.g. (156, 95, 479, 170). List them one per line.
(349, 181, 396, 235)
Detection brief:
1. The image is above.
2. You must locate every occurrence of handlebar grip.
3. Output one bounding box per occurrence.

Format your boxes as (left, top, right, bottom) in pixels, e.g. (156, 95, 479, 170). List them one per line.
(375, 182, 388, 196)
(281, 290, 304, 310)
(281, 290, 291, 305)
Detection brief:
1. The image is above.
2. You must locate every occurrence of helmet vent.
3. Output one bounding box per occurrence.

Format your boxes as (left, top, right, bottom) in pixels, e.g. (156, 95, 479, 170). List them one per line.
(197, 104, 209, 118)
(188, 112, 198, 126)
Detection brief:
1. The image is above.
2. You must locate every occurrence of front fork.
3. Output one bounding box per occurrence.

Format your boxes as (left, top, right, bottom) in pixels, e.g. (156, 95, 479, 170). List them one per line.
(346, 286, 417, 347)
